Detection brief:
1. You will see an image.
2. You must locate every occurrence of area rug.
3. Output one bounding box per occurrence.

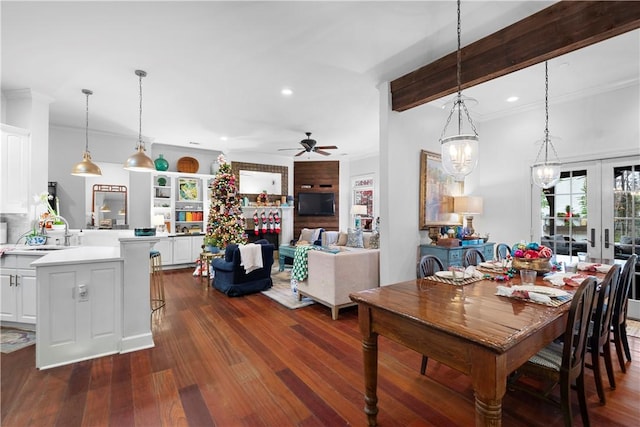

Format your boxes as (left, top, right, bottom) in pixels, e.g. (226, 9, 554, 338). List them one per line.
(261, 270, 315, 309)
(1, 328, 36, 353)
(627, 319, 640, 338)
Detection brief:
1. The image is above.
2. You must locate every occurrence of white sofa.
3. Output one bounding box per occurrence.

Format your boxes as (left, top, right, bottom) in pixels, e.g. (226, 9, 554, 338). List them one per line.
(297, 230, 379, 320)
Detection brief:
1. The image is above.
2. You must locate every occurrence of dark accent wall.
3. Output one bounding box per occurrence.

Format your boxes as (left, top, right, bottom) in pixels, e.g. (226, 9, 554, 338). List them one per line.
(293, 161, 339, 238)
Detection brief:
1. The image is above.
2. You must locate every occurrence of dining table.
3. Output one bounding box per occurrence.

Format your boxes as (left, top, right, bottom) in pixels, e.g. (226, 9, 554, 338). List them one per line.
(349, 268, 605, 427)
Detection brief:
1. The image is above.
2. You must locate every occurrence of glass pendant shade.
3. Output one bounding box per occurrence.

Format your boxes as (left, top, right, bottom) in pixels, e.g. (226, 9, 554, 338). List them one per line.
(441, 133, 479, 181)
(71, 89, 102, 177)
(124, 69, 155, 172)
(532, 159, 561, 189)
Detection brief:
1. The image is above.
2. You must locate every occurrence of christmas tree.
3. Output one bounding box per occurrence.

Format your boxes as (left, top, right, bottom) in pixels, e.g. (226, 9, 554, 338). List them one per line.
(204, 154, 247, 249)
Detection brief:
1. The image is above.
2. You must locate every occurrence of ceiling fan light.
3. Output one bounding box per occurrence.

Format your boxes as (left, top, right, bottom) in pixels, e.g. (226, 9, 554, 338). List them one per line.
(71, 151, 102, 176)
(440, 133, 479, 181)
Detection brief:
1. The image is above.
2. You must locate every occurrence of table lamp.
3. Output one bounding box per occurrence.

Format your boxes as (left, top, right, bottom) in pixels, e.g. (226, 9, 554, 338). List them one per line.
(351, 205, 368, 229)
(152, 214, 166, 233)
(454, 196, 483, 235)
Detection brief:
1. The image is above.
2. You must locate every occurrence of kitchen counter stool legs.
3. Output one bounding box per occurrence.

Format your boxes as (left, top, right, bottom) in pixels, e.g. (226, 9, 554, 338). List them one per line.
(150, 250, 165, 312)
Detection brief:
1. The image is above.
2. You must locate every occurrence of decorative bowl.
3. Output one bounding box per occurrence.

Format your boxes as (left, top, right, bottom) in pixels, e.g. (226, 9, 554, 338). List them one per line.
(512, 257, 552, 275)
(26, 235, 47, 246)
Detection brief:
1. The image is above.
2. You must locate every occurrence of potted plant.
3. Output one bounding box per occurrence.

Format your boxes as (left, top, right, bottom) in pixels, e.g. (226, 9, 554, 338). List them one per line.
(203, 235, 221, 253)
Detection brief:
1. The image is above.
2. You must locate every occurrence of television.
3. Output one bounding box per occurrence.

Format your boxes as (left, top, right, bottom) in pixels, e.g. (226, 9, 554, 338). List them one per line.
(298, 192, 335, 216)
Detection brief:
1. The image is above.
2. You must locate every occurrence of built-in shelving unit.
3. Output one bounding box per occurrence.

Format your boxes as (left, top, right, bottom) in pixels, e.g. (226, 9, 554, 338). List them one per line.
(151, 171, 212, 235)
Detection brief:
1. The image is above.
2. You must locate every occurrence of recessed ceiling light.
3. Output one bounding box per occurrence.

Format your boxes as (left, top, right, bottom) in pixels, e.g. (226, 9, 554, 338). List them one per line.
(189, 141, 200, 145)
(220, 136, 228, 141)
(506, 96, 519, 103)
(281, 88, 293, 96)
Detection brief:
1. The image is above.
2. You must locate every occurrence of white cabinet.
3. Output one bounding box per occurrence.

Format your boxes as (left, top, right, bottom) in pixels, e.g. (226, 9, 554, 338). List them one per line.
(152, 237, 173, 265)
(0, 254, 39, 324)
(0, 124, 31, 213)
(36, 260, 122, 369)
(170, 235, 204, 265)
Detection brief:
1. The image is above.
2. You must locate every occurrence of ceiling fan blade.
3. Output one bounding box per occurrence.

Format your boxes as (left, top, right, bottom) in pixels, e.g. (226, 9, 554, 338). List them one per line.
(301, 141, 312, 150)
(295, 150, 306, 157)
(314, 150, 332, 156)
(277, 147, 302, 151)
(315, 145, 338, 150)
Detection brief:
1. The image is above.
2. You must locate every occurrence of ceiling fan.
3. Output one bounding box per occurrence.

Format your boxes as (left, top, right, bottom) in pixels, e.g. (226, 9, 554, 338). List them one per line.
(278, 132, 338, 157)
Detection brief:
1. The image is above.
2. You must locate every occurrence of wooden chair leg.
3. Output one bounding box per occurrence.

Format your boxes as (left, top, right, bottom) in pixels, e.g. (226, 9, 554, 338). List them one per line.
(602, 341, 616, 390)
(559, 374, 574, 427)
(590, 344, 606, 405)
(576, 372, 591, 427)
(420, 356, 428, 375)
(621, 322, 632, 362)
(612, 326, 627, 373)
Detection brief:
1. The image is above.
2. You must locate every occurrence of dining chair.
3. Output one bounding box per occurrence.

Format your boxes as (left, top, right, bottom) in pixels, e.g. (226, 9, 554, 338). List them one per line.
(611, 254, 637, 372)
(508, 276, 598, 427)
(417, 255, 445, 375)
(462, 248, 485, 267)
(495, 243, 511, 260)
(585, 264, 621, 404)
(417, 255, 444, 278)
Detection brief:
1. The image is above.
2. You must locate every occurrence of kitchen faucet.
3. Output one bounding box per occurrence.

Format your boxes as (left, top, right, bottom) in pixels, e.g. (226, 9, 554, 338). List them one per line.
(41, 215, 72, 246)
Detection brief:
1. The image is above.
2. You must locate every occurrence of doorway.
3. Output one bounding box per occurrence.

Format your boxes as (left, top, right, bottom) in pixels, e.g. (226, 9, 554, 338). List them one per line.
(536, 156, 639, 319)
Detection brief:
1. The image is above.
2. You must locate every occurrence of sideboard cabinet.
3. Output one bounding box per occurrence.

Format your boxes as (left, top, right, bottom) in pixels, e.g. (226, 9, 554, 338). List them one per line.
(419, 242, 495, 269)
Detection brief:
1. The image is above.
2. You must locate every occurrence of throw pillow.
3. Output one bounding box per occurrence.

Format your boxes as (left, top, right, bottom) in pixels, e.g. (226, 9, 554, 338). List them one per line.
(346, 228, 364, 248)
(299, 228, 314, 243)
(369, 231, 380, 249)
(336, 232, 348, 246)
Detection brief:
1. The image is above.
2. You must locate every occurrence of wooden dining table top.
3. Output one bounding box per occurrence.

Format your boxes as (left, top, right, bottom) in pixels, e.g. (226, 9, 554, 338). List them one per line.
(350, 273, 599, 354)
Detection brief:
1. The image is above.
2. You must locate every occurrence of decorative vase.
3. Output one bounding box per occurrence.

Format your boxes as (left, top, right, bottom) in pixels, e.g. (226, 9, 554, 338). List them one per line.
(206, 245, 220, 254)
(512, 257, 552, 275)
(154, 154, 169, 171)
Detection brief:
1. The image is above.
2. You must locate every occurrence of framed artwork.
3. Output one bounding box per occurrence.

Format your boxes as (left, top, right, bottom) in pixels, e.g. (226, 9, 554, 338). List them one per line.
(178, 178, 199, 201)
(419, 150, 463, 229)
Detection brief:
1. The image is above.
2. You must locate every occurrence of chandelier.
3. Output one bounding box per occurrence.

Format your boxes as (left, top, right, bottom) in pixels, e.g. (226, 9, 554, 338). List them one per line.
(532, 62, 561, 189)
(439, 0, 479, 181)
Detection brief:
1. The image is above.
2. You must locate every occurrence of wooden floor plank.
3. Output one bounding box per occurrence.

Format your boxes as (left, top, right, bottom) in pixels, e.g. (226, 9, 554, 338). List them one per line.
(2, 268, 639, 426)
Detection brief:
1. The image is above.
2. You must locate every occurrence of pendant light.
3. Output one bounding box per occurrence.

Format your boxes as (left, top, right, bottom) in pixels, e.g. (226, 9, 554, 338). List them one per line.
(532, 62, 561, 189)
(439, 0, 479, 181)
(124, 69, 155, 172)
(71, 89, 102, 177)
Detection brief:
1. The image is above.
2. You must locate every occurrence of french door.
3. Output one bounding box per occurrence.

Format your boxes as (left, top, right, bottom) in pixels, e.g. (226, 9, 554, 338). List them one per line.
(536, 155, 639, 319)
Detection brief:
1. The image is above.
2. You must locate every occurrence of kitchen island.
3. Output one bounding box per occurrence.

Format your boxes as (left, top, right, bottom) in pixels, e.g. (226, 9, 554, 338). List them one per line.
(29, 236, 159, 369)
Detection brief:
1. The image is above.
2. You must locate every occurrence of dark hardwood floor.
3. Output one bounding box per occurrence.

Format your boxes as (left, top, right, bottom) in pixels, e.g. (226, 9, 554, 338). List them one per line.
(2, 268, 639, 426)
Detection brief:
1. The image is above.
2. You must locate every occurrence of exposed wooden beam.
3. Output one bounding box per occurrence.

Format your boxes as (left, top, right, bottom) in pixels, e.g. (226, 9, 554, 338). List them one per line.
(391, 1, 640, 112)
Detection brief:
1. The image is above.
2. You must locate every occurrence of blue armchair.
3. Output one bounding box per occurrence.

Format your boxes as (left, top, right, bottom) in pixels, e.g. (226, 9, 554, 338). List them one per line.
(211, 239, 274, 297)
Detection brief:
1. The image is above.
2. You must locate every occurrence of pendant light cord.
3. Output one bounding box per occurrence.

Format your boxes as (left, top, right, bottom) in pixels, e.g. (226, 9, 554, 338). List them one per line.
(81, 89, 93, 153)
(456, 0, 462, 133)
(544, 61, 549, 162)
(138, 71, 143, 148)
(439, 0, 477, 140)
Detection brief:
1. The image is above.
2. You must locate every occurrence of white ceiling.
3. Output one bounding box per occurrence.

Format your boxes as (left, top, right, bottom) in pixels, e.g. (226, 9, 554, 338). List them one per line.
(2, 1, 638, 159)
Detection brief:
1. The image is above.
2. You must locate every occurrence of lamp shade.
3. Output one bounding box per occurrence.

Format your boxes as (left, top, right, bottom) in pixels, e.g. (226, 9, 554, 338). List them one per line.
(100, 203, 111, 212)
(152, 215, 165, 226)
(124, 146, 155, 171)
(454, 196, 483, 215)
(532, 160, 561, 189)
(71, 151, 102, 177)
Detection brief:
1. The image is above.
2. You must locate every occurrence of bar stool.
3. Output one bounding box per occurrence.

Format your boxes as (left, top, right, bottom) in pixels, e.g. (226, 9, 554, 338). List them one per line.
(150, 250, 165, 312)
